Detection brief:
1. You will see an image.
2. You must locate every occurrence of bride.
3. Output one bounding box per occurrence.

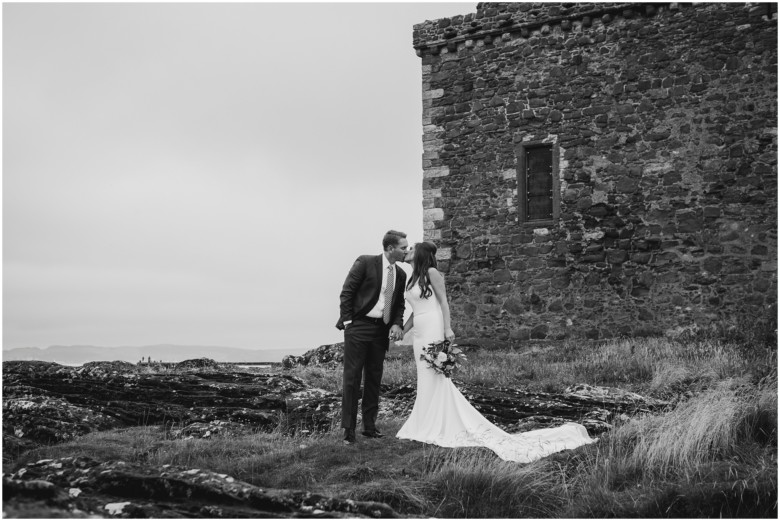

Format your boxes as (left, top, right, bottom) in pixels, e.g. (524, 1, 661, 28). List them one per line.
(395, 241, 595, 463)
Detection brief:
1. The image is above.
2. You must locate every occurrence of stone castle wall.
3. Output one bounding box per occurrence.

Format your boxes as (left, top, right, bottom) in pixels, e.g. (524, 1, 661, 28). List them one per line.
(413, 2, 777, 345)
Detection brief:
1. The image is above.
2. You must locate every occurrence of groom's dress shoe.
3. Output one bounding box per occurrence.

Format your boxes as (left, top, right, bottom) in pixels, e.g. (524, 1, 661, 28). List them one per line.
(343, 428, 356, 445)
(361, 429, 384, 439)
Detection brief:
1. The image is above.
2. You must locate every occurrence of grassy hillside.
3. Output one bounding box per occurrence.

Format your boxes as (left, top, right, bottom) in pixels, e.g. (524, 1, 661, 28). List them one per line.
(7, 330, 776, 518)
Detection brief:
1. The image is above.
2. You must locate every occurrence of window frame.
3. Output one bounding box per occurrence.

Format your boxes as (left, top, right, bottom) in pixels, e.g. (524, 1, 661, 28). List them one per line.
(515, 141, 560, 226)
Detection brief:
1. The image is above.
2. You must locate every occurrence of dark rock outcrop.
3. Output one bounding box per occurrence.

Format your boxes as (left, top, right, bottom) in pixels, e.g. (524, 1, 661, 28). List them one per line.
(4, 358, 669, 458)
(3, 456, 399, 518)
(282, 343, 344, 369)
(3, 360, 341, 455)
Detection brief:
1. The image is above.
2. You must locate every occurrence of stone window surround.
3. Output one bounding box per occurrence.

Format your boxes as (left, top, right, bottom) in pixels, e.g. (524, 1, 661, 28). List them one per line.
(515, 139, 561, 227)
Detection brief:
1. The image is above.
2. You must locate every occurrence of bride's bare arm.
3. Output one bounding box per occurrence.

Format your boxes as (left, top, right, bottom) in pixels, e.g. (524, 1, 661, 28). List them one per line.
(429, 268, 455, 342)
(403, 314, 414, 336)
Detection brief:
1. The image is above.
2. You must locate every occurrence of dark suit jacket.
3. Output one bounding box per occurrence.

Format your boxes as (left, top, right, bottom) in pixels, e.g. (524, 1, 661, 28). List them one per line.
(336, 254, 407, 330)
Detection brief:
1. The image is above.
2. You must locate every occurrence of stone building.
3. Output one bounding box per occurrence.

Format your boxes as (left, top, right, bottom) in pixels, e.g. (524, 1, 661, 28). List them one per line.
(412, 2, 777, 346)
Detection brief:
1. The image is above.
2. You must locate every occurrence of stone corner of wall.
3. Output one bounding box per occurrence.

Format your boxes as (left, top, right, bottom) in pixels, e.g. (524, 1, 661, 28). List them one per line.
(412, 1, 678, 54)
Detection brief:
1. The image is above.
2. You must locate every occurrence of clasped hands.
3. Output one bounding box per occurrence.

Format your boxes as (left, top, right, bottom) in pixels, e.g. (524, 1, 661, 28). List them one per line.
(388, 325, 404, 342)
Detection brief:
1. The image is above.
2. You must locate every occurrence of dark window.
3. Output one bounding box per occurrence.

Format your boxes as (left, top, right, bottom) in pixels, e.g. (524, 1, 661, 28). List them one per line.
(515, 142, 560, 224)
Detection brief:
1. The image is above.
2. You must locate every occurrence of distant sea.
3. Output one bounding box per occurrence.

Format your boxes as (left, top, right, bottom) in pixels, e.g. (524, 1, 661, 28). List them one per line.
(52, 362, 274, 370)
(2, 344, 311, 365)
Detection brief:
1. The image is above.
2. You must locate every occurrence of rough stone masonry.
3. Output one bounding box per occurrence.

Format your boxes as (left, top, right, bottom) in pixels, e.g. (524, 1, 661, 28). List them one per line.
(412, 2, 777, 346)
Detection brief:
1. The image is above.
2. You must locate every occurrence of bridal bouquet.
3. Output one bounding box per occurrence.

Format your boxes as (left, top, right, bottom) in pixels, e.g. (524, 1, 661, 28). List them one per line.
(420, 340, 466, 378)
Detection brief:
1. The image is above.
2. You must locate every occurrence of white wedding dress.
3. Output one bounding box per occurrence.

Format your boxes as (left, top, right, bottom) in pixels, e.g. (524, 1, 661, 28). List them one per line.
(396, 283, 595, 462)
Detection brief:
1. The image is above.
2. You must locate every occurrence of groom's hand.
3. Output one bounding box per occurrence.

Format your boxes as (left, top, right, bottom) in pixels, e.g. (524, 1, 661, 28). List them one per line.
(389, 325, 403, 342)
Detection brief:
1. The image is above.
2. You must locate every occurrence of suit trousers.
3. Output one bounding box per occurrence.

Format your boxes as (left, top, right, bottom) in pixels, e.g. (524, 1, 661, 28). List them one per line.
(341, 319, 389, 431)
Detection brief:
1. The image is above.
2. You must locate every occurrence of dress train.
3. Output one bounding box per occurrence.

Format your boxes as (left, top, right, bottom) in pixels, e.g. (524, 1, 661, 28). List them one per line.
(396, 284, 594, 463)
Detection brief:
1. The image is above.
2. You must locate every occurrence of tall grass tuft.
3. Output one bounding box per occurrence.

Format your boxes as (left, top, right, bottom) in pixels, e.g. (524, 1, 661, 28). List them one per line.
(615, 379, 762, 474)
(565, 374, 778, 517)
(421, 449, 567, 518)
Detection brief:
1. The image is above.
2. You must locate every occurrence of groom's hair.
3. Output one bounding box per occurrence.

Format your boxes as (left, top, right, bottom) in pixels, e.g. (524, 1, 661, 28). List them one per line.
(382, 229, 407, 250)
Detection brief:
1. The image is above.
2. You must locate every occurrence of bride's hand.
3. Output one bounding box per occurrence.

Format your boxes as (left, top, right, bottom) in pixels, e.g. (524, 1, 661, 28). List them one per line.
(445, 328, 455, 342)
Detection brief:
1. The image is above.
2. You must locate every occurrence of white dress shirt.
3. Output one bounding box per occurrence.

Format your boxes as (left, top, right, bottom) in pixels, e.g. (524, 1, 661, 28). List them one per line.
(366, 253, 396, 319)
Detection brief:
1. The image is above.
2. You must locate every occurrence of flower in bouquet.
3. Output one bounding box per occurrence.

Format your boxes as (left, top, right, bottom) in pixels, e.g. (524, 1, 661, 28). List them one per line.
(420, 340, 467, 378)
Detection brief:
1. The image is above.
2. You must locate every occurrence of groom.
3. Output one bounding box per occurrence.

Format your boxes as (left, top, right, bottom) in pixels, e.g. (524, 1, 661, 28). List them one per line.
(336, 230, 408, 445)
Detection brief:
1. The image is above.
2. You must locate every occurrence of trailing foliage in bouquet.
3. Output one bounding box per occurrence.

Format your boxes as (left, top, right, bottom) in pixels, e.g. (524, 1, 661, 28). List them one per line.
(420, 340, 467, 378)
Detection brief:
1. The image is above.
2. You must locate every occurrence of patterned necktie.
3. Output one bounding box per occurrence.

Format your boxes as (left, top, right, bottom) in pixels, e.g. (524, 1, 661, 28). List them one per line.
(383, 265, 395, 324)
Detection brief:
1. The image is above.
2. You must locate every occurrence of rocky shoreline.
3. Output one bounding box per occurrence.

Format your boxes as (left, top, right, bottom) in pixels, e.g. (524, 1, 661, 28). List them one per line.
(3, 346, 669, 517)
(4, 456, 398, 518)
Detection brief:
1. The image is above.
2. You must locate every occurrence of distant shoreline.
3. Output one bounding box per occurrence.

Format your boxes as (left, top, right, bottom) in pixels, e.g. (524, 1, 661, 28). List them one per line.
(4, 360, 286, 368)
(2, 344, 311, 365)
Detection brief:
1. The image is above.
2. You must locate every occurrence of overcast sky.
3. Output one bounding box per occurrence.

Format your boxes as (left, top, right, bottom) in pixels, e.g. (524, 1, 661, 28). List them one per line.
(3, 1, 470, 353)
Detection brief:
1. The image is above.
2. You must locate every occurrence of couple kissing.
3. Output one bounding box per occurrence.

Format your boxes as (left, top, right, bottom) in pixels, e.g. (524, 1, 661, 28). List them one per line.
(336, 229, 594, 462)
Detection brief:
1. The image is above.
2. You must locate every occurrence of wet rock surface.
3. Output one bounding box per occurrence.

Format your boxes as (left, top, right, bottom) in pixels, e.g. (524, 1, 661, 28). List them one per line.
(4, 356, 668, 453)
(3, 360, 341, 454)
(3, 456, 399, 518)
